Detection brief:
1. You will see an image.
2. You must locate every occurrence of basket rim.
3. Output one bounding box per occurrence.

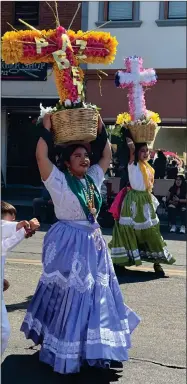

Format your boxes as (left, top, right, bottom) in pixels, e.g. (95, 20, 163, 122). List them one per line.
(125, 122, 157, 129)
(51, 108, 99, 116)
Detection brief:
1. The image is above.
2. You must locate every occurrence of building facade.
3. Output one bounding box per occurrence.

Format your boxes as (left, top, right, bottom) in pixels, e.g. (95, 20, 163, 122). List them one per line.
(85, 1, 187, 154)
(1, 1, 187, 186)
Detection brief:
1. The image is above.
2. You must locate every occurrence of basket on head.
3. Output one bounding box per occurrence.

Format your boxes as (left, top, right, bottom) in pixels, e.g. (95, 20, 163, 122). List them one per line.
(126, 122, 157, 144)
(51, 108, 99, 145)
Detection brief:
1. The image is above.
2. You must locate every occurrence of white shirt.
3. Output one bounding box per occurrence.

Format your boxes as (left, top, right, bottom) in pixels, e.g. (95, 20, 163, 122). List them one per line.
(1, 220, 26, 257)
(43, 164, 105, 221)
(128, 163, 146, 191)
(1, 220, 25, 280)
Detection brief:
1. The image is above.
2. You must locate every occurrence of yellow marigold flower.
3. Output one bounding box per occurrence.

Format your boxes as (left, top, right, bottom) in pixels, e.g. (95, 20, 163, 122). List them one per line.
(122, 113, 131, 123)
(147, 110, 161, 124)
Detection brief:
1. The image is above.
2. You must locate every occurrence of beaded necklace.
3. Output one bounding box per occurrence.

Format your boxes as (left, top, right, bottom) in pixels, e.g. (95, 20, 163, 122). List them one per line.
(81, 176, 97, 223)
(68, 168, 97, 223)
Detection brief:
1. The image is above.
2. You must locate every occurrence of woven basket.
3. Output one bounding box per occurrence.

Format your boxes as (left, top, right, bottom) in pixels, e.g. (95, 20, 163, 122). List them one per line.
(126, 122, 157, 144)
(51, 108, 98, 144)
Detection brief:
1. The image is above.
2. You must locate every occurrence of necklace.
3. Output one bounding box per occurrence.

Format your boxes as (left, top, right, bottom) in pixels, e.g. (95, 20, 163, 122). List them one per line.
(68, 168, 97, 223)
(82, 176, 97, 223)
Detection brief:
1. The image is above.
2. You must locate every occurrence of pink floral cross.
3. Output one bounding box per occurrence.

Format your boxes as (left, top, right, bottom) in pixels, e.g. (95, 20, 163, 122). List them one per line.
(115, 56, 157, 121)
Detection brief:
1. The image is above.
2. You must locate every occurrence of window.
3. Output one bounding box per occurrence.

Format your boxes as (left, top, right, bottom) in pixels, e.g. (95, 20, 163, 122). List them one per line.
(15, 2, 39, 26)
(156, 1, 187, 27)
(167, 2, 186, 19)
(96, 1, 142, 28)
(107, 2, 133, 21)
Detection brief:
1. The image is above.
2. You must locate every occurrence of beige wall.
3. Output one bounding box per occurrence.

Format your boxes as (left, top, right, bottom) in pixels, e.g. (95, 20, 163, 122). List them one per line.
(87, 2, 186, 70)
(153, 128, 187, 156)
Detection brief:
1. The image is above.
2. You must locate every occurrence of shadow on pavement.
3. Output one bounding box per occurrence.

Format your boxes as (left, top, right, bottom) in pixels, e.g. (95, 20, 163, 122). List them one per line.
(6, 296, 33, 313)
(1, 352, 122, 384)
(115, 269, 169, 284)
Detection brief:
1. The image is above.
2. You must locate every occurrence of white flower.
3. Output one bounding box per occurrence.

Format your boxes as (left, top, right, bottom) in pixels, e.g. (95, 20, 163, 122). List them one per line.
(39, 103, 53, 118)
(64, 99, 72, 107)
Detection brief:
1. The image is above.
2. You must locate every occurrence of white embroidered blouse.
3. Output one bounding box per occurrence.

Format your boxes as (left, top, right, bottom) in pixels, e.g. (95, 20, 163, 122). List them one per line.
(128, 163, 159, 211)
(43, 164, 105, 221)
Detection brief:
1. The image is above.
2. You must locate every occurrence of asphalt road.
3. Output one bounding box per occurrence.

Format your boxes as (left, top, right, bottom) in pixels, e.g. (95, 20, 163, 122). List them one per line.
(1, 229, 186, 384)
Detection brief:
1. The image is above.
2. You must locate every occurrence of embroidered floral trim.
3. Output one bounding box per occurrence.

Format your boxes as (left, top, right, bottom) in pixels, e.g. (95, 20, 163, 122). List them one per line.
(119, 216, 159, 229)
(44, 242, 56, 266)
(40, 269, 95, 293)
(93, 228, 103, 251)
(130, 201, 137, 219)
(143, 203, 152, 221)
(111, 247, 173, 262)
(111, 248, 140, 261)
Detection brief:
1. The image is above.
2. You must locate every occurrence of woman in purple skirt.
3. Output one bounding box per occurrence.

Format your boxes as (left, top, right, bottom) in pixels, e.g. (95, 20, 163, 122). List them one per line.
(21, 114, 140, 374)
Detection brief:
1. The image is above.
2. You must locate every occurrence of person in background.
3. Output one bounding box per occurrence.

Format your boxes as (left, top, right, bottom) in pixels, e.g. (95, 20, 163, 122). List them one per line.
(154, 150, 167, 179)
(110, 139, 175, 277)
(167, 175, 187, 234)
(166, 160, 178, 179)
(33, 186, 55, 223)
(1, 201, 40, 355)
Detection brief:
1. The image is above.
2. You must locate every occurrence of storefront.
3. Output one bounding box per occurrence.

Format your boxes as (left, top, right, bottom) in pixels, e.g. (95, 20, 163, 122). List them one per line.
(1, 62, 58, 186)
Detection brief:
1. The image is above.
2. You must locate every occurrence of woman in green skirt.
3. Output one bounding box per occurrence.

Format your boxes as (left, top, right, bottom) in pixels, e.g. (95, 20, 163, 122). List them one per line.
(109, 138, 176, 277)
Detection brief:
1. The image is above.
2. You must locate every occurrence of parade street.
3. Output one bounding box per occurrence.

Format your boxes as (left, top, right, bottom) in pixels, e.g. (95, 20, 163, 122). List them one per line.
(2, 229, 186, 384)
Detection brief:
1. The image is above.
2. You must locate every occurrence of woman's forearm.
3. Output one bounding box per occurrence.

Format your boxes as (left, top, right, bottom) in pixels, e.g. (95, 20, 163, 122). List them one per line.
(36, 137, 48, 161)
(36, 138, 53, 181)
(98, 139, 112, 174)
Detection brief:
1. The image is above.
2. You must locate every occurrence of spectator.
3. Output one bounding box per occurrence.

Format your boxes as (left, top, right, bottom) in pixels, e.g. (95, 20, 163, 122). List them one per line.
(167, 175, 187, 233)
(154, 150, 167, 179)
(33, 186, 56, 223)
(167, 160, 178, 179)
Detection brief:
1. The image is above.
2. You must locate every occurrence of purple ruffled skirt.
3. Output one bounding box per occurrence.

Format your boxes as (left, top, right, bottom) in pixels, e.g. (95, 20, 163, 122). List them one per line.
(21, 220, 140, 374)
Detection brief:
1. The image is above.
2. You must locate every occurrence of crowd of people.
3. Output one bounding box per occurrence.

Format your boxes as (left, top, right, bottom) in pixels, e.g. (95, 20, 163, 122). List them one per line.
(148, 150, 185, 180)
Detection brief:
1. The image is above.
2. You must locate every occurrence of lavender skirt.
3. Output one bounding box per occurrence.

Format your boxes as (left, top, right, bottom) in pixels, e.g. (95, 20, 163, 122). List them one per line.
(21, 221, 140, 374)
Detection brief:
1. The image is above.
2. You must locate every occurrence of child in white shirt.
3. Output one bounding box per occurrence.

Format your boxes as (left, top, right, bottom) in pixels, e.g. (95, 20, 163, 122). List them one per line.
(1, 201, 40, 355)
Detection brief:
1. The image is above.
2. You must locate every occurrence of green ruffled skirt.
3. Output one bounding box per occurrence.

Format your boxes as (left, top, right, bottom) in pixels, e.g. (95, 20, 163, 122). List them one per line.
(109, 190, 175, 266)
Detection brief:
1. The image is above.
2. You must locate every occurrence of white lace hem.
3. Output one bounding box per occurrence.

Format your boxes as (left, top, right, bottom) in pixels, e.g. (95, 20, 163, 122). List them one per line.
(40, 269, 116, 293)
(23, 313, 130, 354)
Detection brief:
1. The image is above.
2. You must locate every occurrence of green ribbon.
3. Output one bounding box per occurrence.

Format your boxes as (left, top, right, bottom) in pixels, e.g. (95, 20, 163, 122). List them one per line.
(64, 171, 102, 220)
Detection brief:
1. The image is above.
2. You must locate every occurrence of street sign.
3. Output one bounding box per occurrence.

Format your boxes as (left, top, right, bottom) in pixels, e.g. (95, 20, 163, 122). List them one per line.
(1, 61, 47, 81)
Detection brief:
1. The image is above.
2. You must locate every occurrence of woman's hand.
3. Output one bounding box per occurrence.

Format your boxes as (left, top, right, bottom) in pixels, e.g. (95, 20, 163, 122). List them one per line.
(43, 113, 52, 131)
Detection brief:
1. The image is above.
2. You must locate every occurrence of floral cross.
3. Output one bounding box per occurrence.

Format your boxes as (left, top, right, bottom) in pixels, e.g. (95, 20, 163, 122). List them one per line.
(115, 56, 157, 121)
(2, 24, 118, 103)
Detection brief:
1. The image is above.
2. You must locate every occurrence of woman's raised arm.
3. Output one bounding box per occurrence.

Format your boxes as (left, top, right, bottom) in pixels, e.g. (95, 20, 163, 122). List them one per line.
(98, 139, 112, 174)
(126, 138, 135, 164)
(36, 114, 53, 181)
